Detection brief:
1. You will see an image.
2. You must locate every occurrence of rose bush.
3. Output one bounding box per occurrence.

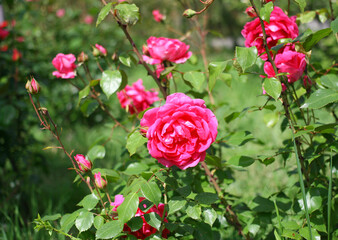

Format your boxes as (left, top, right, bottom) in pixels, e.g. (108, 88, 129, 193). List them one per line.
(52, 53, 77, 79)
(140, 93, 218, 170)
(117, 79, 159, 114)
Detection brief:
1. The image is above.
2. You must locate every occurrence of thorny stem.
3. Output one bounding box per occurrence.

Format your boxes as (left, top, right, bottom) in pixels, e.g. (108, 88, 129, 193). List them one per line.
(193, 0, 215, 15)
(29, 94, 109, 214)
(201, 162, 250, 240)
(101, 0, 167, 99)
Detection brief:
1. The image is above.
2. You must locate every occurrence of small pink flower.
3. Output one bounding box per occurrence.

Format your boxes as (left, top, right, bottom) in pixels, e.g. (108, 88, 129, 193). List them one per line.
(12, 49, 21, 61)
(152, 10, 165, 22)
(117, 79, 159, 114)
(94, 172, 107, 189)
(84, 15, 94, 24)
(110, 194, 124, 211)
(74, 154, 92, 172)
(241, 6, 298, 60)
(112, 196, 169, 239)
(56, 9, 65, 18)
(141, 93, 218, 170)
(142, 36, 192, 65)
(94, 44, 107, 56)
(245, 7, 257, 18)
(52, 53, 77, 79)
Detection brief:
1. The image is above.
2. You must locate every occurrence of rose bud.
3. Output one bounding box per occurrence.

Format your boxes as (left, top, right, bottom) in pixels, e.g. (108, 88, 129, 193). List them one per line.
(74, 154, 92, 172)
(245, 7, 257, 18)
(77, 51, 89, 63)
(94, 172, 107, 189)
(25, 77, 40, 94)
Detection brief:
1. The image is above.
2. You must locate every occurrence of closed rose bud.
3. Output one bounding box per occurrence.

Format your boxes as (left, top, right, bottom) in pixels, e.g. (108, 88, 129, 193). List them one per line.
(183, 9, 197, 18)
(94, 172, 107, 189)
(77, 51, 89, 63)
(25, 78, 40, 94)
(245, 7, 257, 18)
(94, 44, 107, 57)
(12, 49, 21, 61)
(74, 154, 92, 172)
(92, 47, 100, 57)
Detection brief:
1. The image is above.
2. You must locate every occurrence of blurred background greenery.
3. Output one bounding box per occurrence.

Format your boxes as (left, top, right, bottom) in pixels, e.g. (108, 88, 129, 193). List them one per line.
(0, 0, 336, 239)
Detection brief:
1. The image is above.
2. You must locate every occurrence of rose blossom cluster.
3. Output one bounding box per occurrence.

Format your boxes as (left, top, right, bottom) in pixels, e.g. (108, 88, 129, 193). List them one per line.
(111, 195, 169, 239)
(242, 6, 307, 89)
(143, 36, 192, 80)
(141, 93, 218, 170)
(117, 79, 159, 114)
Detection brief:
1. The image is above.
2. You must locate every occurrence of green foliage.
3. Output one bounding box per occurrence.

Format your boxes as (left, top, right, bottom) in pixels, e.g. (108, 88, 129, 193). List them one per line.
(114, 3, 140, 25)
(263, 77, 282, 100)
(100, 70, 122, 99)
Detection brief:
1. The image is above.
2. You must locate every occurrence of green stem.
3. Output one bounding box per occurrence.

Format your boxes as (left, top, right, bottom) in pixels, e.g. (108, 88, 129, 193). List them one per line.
(291, 124, 313, 240)
(327, 150, 333, 240)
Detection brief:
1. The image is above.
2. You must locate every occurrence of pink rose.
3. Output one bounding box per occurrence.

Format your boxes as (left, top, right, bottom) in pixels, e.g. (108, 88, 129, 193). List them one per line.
(140, 93, 218, 170)
(0, 21, 9, 40)
(241, 6, 298, 60)
(84, 15, 94, 24)
(52, 53, 77, 79)
(56, 9, 65, 18)
(117, 79, 159, 114)
(112, 196, 169, 239)
(152, 10, 165, 22)
(94, 172, 107, 189)
(94, 43, 107, 56)
(263, 50, 306, 83)
(142, 37, 192, 65)
(74, 154, 92, 172)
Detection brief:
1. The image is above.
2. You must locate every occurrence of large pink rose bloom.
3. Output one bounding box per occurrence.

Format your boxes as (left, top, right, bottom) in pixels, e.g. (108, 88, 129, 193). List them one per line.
(52, 53, 77, 79)
(241, 6, 298, 60)
(141, 93, 218, 170)
(263, 49, 306, 83)
(143, 37, 192, 65)
(111, 196, 169, 239)
(117, 79, 159, 114)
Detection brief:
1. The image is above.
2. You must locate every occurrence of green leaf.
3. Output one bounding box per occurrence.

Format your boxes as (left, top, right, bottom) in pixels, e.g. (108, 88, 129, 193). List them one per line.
(124, 162, 149, 175)
(90, 79, 100, 87)
(274, 230, 282, 240)
(96, 2, 113, 27)
(141, 181, 161, 205)
(100, 70, 122, 99)
(77, 193, 99, 210)
(226, 131, 254, 146)
(80, 99, 99, 117)
(260, 2, 274, 23)
(250, 195, 274, 212)
(60, 210, 82, 233)
(282, 229, 301, 239)
(298, 11, 316, 24)
(183, 71, 205, 91)
(114, 3, 140, 25)
(227, 155, 255, 167)
(127, 217, 143, 232)
(204, 154, 222, 168)
(186, 202, 201, 220)
(303, 28, 332, 51)
(119, 56, 131, 67)
(168, 197, 187, 215)
(195, 192, 218, 205)
(75, 211, 94, 232)
(331, 17, 338, 34)
(263, 77, 281, 100)
(41, 214, 61, 221)
(301, 89, 338, 109)
(87, 145, 105, 161)
(78, 85, 90, 106)
(92, 168, 120, 182)
(96, 220, 123, 239)
(320, 74, 338, 90)
(203, 208, 217, 227)
(235, 46, 258, 73)
(94, 216, 105, 229)
(299, 227, 321, 240)
(144, 212, 162, 230)
(208, 61, 228, 91)
(117, 192, 139, 223)
(298, 189, 323, 214)
(126, 130, 148, 156)
(264, 112, 279, 128)
(294, 0, 306, 12)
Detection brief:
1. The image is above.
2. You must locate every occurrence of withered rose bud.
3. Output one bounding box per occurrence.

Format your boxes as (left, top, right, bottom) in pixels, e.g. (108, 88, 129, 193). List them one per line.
(77, 51, 88, 62)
